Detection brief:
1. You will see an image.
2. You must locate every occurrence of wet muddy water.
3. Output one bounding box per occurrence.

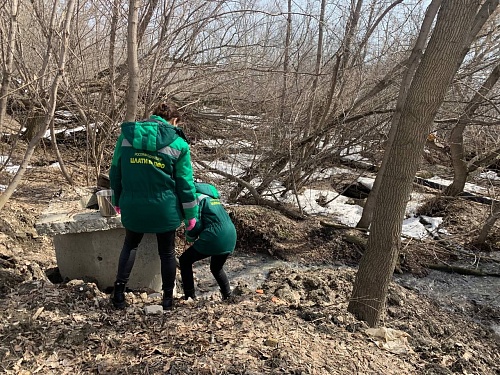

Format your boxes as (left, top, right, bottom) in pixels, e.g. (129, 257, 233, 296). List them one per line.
(190, 251, 500, 337)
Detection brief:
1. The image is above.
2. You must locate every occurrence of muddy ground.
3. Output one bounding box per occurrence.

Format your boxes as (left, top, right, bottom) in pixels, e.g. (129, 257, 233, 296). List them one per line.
(0, 143, 499, 374)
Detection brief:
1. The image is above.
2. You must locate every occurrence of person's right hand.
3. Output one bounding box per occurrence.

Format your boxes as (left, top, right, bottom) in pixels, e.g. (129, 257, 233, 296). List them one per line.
(185, 218, 196, 231)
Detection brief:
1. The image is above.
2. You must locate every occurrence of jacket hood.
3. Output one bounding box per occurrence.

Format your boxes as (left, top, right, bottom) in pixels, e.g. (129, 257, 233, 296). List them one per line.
(195, 183, 220, 199)
(120, 115, 188, 151)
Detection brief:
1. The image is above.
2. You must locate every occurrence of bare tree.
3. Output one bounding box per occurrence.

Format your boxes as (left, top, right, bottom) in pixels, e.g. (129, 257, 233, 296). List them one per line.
(356, 0, 442, 229)
(0, 0, 76, 211)
(280, 0, 292, 122)
(357, 0, 499, 229)
(348, 0, 488, 327)
(0, 0, 19, 135)
(474, 201, 500, 245)
(228, 1, 415, 202)
(125, 0, 140, 122)
(444, 62, 500, 196)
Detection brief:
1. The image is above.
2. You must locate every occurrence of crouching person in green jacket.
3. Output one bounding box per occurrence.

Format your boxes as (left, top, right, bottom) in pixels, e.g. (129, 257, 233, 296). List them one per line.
(179, 183, 237, 301)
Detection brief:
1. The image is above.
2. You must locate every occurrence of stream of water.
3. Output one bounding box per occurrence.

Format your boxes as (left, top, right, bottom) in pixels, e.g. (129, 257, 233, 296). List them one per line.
(188, 251, 288, 297)
(192, 252, 500, 337)
(395, 270, 500, 336)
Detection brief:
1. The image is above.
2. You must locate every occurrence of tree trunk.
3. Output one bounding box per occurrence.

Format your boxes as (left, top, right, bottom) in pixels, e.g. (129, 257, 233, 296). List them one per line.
(444, 63, 500, 196)
(475, 201, 500, 245)
(348, 0, 482, 327)
(109, 0, 120, 119)
(0, 0, 19, 134)
(0, 0, 76, 211)
(24, 113, 45, 143)
(445, 122, 468, 196)
(305, 0, 325, 133)
(31, 0, 58, 93)
(49, 2, 76, 186)
(356, 0, 441, 229)
(279, 0, 292, 122)
(125, 0, 140, 122)
(318, 0, 363, 126)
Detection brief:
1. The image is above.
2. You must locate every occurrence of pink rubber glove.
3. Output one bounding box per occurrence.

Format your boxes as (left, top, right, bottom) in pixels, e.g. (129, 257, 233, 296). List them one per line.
(114, 206, 121, 214)
(186, 218, 196, 231)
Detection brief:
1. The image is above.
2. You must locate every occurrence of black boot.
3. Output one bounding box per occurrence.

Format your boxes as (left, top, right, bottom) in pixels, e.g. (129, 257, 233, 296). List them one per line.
(183, 288, 196, 300)
(221, 289, 233, 301)
(112, 282, 127, 309)
(162, 291, 174, 311)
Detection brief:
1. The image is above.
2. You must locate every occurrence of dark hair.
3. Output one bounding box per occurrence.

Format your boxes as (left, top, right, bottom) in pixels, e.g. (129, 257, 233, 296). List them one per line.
(152, 101, 181, 122)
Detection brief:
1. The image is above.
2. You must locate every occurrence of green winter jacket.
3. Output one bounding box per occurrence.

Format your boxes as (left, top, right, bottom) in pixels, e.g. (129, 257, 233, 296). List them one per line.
(109, 115, 198, 233)
(186, 183, 237, 255)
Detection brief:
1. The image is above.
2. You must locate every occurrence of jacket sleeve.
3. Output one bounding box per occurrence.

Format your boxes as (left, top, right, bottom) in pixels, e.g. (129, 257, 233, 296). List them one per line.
(173, 142, 198, 220)
(109, 134, 123, 206)
(185, 198, 206, 240)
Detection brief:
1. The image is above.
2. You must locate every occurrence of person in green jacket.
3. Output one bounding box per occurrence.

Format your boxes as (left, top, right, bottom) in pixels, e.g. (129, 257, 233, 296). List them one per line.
(109, 101, 198, 310)
(179, 182, 237, 301)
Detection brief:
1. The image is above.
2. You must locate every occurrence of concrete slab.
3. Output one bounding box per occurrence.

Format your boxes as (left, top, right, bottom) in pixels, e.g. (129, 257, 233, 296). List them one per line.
(36, 195, 163, 292)
(36, 198, 123, 236)
(53, 229, 162, 291)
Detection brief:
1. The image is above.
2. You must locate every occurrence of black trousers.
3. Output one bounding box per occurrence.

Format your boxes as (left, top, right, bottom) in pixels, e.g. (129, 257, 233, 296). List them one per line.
(115, 229, 176, 296)
(179, 245, 230, 296)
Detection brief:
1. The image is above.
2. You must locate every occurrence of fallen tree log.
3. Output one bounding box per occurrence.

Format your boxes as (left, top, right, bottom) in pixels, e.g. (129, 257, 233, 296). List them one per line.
(413, 176, 499, 205)
(320, 220, 368, 232)
(426, 263, 500, 277)
(237, 197, 306, 220)
(344, 233, 367, 251)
